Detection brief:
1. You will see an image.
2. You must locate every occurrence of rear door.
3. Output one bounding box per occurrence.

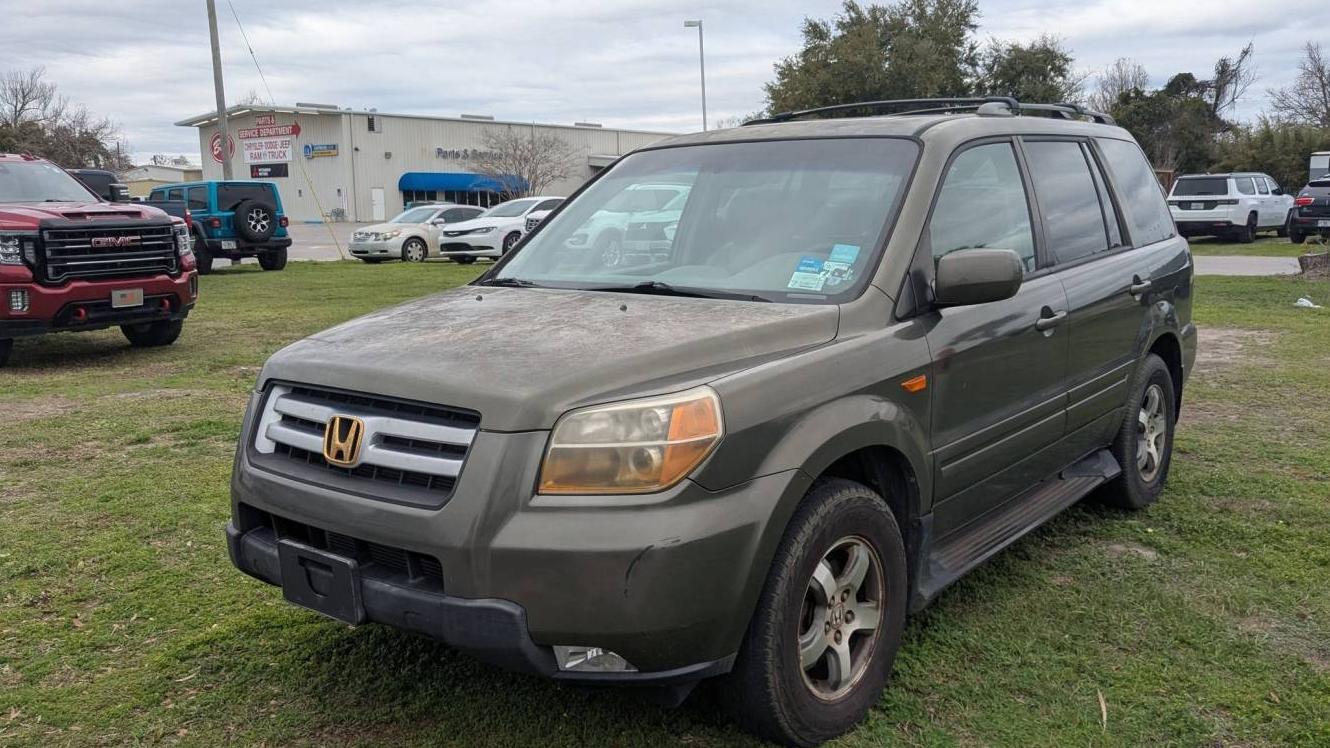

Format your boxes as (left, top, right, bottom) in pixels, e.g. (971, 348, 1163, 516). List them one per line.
(920, 139, 1071, 535)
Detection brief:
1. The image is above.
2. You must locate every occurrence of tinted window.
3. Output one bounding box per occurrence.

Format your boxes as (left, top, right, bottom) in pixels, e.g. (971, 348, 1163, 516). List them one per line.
(216, 182, 277, 211)
(1024, 140, 1109, 264)
(928, 142, 1036, 272)
(1097, 138, 1174, 246)
(187, 187, 208, 210)
(1267, 178, 1281, 194)
(444, 208, 479, 221)
(1086, 147, 1123, 248)
(1171, 177, 1228, 196)
(149, 189, 165, 201)
(167, 188, 184, 202)
(535, 199, 563, 212)
(1234, 177, 1255, 195)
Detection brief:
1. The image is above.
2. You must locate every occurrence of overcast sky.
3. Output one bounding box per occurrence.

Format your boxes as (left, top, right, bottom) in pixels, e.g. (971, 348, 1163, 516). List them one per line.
(3, 0, 1324, 164)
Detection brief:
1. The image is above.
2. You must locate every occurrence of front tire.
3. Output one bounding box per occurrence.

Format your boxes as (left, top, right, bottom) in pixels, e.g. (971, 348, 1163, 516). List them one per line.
(501, 232, 521, 254)
(401, 238, 427, 263)
(258, 247, 287, 271)
(721, 478, 907, 747)
(1277, 210, 1291, 238)
(1098, 353, 1176, 510)
(121, 319, 183, 348)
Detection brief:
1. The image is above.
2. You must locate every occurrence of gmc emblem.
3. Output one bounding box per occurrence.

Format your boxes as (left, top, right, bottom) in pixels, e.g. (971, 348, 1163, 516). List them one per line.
(91, 235, 141, 248)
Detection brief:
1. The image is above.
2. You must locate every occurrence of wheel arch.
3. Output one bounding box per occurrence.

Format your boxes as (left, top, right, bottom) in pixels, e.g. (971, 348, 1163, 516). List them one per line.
(1147, 330, 1184, 417)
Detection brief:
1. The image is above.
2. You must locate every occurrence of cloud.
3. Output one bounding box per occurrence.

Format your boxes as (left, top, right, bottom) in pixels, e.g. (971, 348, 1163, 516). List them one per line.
(2, 0, 1325, 162)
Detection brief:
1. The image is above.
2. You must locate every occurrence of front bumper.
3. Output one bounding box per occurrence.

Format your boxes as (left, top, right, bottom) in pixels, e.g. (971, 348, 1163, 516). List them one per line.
(349, 238, 406, 257)
(0, 271, 196, 338)
(439, 237, 499, 257)
(229, 390, 808, 680)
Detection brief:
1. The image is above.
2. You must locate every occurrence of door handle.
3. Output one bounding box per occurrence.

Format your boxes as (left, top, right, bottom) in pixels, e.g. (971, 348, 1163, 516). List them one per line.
(1035, 310, 1067, 331)
(1129, 279, 1153, 295)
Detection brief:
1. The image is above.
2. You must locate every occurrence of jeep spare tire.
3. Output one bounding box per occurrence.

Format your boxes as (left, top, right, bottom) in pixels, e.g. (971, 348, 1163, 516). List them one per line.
(235, 200, 277, 242)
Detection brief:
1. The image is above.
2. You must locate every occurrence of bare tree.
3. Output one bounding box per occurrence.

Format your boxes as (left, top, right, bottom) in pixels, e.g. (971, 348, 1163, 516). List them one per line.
(0, 66, 129, 169)
(1087, 57, 1150, 112)
(0, 66, 65, 128)
(234, 88, 269, 106)
(1208, 42, 1257, 119)
(463, 126, 580, 197)
(151, 154, 174, 166)
(1268, 42, 1330, 128)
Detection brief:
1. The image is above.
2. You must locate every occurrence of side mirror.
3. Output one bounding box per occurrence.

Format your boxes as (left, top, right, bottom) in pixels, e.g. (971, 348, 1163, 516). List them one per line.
(1273, 187, 1284, 195)
(429, 218, 447, 225)
(934, 249, 1024, 306)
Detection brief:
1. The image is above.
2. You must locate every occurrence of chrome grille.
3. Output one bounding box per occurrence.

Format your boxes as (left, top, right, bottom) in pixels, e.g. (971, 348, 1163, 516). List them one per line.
(251, 384, 479, 507)
(41, 224, 177, 283)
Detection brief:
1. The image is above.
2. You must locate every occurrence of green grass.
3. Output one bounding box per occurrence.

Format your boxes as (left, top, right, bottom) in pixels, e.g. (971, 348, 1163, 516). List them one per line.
(3, 263, 1328, 746)
(1185, 234, 1320, 257)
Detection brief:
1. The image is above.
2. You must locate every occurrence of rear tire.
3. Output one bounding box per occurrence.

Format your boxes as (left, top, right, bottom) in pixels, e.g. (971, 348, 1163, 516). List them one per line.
(1290, 223, 1307, 244)
(1097, 353, 1176, 510)
(0, 338, 12, 367)
(121, 319, 183, 348)
(258, 247, 287, 271)
(194, 233, 214, 275)
(1236, 213, 1257, 244)
(720, 478, 908, 747)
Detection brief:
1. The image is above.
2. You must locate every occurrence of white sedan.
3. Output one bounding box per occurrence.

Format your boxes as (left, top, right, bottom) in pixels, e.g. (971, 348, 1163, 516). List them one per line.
(349, 204, 484, 263)
(438, 196, 564, 263)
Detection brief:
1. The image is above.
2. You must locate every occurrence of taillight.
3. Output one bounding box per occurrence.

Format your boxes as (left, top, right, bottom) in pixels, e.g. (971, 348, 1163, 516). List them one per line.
(208, 217, 221, 228)
(279, 216, 289, 228)
(1295, 196, 1315, 207)
(184, 208, 192, 225)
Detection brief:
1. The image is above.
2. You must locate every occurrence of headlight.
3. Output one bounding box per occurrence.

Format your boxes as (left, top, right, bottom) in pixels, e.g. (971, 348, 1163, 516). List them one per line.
(0, 233, 35, 266)
(381, 229, 402, 239)
(472, 226, 494, 234)
(172, 224, 193, 257)
(539, 386, 723, 495)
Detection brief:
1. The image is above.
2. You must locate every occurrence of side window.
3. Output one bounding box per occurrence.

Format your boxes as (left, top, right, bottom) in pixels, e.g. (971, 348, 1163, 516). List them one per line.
(1086, 145, 1123, 248)
(1267, 177, 1281, 194)
(1255, 177, 1269, 195)
(149, 189, 164, 201)
(1234, 177, 1256, 196)
(535, 199, 563, 212)
(1096, 138, 1174, 246)
(167, 188, 184, 202)
(187, 186, 209, 211)
(928, 142, 1036, 272)
(1022, 140, 1109, 264)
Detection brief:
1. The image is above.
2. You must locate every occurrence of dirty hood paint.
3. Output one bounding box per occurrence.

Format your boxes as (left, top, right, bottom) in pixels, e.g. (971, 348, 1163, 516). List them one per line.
(259, 286, 839, 431)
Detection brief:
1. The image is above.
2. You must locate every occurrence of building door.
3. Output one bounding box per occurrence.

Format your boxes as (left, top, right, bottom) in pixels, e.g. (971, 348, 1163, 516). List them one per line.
(371, 188, 385, 221)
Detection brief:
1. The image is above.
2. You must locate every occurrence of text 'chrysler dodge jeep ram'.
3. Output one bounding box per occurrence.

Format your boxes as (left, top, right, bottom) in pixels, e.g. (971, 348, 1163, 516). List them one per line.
(226, 98, 1196, 746)
(1, 153, 198, 367)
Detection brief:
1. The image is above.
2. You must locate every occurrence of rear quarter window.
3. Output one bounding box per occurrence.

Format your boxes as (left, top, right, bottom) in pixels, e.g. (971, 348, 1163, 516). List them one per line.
(1097, 138, 1174, 246)
(216, 183, 278, 211)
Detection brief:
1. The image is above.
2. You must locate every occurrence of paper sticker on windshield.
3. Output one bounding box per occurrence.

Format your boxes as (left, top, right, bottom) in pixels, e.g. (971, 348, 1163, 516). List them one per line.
(788, 257, 827, 292)
(829, 244, 861, 264)
(822, 261, 855, 288)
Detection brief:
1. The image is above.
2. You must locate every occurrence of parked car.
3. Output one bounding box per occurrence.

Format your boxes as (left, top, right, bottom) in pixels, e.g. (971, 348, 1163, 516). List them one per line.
(1167, 172, 1293, 242)
(225, 98, 1195, 747)
(1, 153, 198, 367)
(1288, 176, 1330, 243)
(438, 196, 563, 263)
(147, 180, 291, 273)
(561, 183, 690, 267)
(70, 168, 130, 202)
(349, 204, 484, 264)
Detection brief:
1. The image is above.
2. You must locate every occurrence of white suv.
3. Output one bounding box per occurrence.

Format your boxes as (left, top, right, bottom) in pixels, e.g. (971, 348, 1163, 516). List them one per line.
(438, 196, 563, 263)
(1168, 172, 1294, 243)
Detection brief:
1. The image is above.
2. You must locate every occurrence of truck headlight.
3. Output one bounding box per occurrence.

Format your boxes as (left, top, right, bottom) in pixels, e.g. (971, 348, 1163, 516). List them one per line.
(538, 386, 723, 495)
(0, 233, 32, 266)
(172, 224, 193, 257)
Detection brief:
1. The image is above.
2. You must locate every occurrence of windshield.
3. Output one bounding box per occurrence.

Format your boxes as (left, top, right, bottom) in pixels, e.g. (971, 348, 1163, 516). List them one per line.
(485, 199, 539, 218)
(1171, 178, 1228, 197)
(601, 186, 686, 213)
(0, 160, 98, 203)
(494, 138, 918, 303)
(392, 207, 437, 223)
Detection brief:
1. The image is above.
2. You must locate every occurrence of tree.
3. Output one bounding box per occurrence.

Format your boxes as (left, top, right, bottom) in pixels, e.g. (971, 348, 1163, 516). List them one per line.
(1207, 42, 1256, 119)
(1087, 57, 1150, 113)
(0, 66, 129, 169)
(234, 88, 269, 107)
(463, 127, 580, 198)
(974, 35, 1083, 104)
(1213, 118, 1330, 191)
(1112, 74, 1219, 172)
(1268, 42, 1330, 128)
(763, 0, 979, 114)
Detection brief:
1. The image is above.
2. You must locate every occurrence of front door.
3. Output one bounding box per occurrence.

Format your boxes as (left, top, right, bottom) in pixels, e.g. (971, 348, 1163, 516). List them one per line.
(919, 140, 1070, 536)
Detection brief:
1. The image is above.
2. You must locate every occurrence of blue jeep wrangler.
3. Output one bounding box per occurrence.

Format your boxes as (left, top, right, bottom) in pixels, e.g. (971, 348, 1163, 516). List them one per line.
(147, 180, 292, 274)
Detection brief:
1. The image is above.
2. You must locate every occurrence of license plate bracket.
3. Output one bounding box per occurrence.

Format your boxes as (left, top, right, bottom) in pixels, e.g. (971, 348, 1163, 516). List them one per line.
(221, 239, 238, 250)
(1318, 219, 1330, 228)
(111, 288, 144, 308)
(277, 539, 366, 625)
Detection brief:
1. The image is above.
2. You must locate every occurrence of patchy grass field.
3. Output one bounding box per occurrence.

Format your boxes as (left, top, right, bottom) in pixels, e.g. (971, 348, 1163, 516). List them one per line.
(2, 263, 1328, 746)
(1186, 234, 1319, 257)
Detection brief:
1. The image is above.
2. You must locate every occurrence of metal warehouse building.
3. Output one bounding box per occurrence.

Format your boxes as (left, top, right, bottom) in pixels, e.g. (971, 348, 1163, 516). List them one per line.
(177, 104, 674, 222)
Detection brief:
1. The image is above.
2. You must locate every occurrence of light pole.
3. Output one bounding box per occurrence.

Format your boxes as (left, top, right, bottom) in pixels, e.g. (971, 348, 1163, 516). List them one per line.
(684, 19, 707, 131)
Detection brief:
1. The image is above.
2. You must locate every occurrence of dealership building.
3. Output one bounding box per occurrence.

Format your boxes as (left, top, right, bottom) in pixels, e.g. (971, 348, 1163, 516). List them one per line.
(176, 104, 674, 222)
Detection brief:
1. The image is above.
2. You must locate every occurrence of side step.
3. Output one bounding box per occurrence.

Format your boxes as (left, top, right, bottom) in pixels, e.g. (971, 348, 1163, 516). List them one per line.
(916, 449, 1121, 603)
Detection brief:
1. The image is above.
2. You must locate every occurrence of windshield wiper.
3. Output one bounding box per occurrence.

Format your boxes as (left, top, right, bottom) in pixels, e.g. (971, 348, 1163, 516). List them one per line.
(585, 280, 771, 302)
(477, 277, 542, 288)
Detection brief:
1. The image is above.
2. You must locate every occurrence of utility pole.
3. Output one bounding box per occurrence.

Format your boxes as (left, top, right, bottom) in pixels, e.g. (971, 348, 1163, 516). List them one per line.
(206, 0, 233, 178)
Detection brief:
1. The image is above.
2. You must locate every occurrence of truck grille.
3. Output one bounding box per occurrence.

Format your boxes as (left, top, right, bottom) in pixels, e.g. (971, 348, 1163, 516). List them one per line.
(41, 224, 177, 283)
(524, 216, 543, 233)
(250, 383, 480, 508)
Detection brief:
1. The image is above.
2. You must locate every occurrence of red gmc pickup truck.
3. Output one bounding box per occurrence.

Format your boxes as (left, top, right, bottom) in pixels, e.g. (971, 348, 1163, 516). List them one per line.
(0, 153, 198, 367)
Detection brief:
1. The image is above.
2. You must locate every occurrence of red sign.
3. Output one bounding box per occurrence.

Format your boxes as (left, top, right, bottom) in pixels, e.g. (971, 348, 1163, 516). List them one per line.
(236, 122, 301, 140)
(254, 114, 276, 126)
(209, 132, 235, 164)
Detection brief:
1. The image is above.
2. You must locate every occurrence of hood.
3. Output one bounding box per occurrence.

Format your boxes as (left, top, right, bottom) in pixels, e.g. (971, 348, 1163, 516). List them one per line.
(260, 287, 840, 431)
(0, 201, 166, 229)
(355, 222, 414, 234)
(443, 215, 511, 232)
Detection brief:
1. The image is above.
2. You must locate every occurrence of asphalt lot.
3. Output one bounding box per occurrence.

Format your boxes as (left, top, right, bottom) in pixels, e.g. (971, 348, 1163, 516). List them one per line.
(1193, 255, 1302, 276)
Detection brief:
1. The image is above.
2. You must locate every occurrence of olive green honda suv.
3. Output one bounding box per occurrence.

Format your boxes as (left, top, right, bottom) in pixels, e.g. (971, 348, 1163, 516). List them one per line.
(227, 97, 1195, 746)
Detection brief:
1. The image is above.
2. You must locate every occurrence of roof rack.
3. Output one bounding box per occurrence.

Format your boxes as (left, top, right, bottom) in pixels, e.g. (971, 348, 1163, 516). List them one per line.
(743, 97, 1115, 126)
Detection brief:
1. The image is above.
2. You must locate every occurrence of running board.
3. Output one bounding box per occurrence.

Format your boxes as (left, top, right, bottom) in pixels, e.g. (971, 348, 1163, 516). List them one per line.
(916, 449, 1121, 603)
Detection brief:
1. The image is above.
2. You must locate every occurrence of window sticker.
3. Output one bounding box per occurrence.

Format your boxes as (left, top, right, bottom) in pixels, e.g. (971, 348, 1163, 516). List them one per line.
(821, 261, 855, 287)
(787, 256, 827, 291)
(829, 243, 861, 264)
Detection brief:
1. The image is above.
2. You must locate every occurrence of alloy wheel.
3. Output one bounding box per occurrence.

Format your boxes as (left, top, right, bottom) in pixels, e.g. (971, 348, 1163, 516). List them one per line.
(1136, 383, 1167, 482)
(797, 536, 885, 701)
(248, 208, 271, 234)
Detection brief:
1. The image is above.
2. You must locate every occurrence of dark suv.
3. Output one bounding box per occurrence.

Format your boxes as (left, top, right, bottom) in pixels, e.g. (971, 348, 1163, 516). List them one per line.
(225, 98, 1195, 746)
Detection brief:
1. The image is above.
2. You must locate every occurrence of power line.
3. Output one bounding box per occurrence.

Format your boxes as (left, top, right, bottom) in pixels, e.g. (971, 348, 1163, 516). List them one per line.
(226, 0, 275, 103)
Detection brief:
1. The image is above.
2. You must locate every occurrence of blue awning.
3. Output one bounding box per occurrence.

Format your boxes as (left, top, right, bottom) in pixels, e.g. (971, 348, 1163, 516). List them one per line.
(397, 172, 528, 193)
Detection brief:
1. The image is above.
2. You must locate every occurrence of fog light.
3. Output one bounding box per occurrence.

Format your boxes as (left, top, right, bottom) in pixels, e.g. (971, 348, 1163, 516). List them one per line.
(553, 645, 637, 673)
(8, 288, 28, 312)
